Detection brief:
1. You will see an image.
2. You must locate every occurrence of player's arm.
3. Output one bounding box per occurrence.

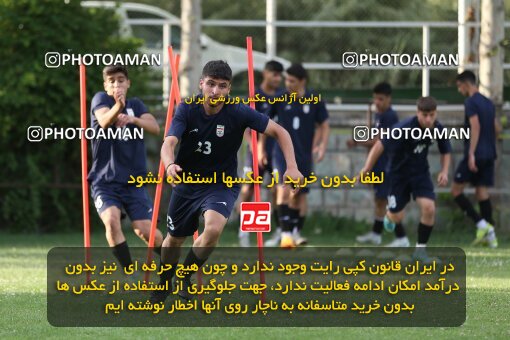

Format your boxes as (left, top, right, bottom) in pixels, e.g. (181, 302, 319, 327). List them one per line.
(313, 123, 322, 148)
(257, 132, 268, 166)
(495, 117, 502, 139)
(94, 96, 125, 129)
(359, 140, 384, 174)
(161, 136, 182, 186)
(437, 153, 450, 187)
(468, 115, 480, 172)
(161, 104, 187, 184)
(263, 120, 303, 189)
(116, 113, 160, 135)
(313, 120, 330, 162)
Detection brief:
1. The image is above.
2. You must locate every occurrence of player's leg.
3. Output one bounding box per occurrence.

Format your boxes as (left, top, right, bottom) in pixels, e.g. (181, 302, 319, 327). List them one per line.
(123, 185, 164, 255)
(412, 197, 437, 262)
(277, 184, 295, 248)
(451, 158, 494, 244)
(99, 206, 134, 270)
(356, 196, 385, 245)
(452, 181, 494, 245)
(291, 192, 308, 246)
(288, 163, 311, 246)
(475, 159, 497, 247)
(475, 186, 491, 222)
(409, 173, 439, 261)
(150, 192, 200, 304)
(265, 182, 285, 246)
(475, 185, 498, 248)
(384, 179, 411, 247)
(237, 182, 254, 247)
(149, 233, 186, 304)
(177, 185, 239, 300)
(270, 185, 279, 228)
(451, 181, 483, 224)
(386, 210, 405, 233)
(174, 212, 226, 302)
(415, 197, 435, 245)
(131, 220, 163, 255)
(92, 185, 134, 270)
(185, 209, 228, 262)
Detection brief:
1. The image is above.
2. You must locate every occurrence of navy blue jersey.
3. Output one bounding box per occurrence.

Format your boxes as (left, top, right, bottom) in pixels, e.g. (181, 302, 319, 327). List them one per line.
(464, 92, 497, 160)
(271, 90, 329, 166)
(167, 97, 270, 197)
(373, 107, 399, 173)
(382, 116, 451, 176)
(88, 91, 149, 186)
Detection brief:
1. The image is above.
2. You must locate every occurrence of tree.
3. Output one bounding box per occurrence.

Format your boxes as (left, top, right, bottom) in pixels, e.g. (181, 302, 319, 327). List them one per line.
(0, 0, 150, 232)
(479, 0, 504, 110)
(180, 0, 202, 97)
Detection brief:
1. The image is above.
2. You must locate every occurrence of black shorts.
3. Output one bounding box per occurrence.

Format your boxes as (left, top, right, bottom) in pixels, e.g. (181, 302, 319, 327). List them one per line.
(373, 172, 391, 199)
(91, 183, 153, 221)
(166, 185, 240, 237)
(244, 148, 273, 176)
(272, 157, 312, 194)
(454, 157, 495, 187)
(387, 173, 435, 213)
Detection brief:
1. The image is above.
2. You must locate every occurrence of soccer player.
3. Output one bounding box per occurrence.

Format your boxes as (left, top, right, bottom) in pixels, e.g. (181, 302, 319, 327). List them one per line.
(265, 63, 330, 248)
(359, 97, 451, 260)
(150, 60, 303, 303)
(88, 65, 163, 271)
(348, 82, 409, 246)
(451, 70, 498, 248)
(238, 60, 284, 247)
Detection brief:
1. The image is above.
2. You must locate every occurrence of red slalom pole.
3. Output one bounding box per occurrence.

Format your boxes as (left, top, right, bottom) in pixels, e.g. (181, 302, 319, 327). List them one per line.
(165, 49, 202, 288)
(145, 47, 180, 283)
(165, 49, 202, 289)
(246, 36, 266, 303)
(80, 63, 91, 284)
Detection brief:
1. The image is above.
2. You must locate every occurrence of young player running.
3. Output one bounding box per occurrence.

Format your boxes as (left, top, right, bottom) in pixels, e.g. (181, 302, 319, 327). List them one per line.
(349, 82, 408, 246)
(88, 65, 163, 271)
(238, 60, 284, 247)
(359, 97, 451, 261)
(264, 63, 330, 248)
(150, 60, 303, 303)
(451, 70, 498, 248)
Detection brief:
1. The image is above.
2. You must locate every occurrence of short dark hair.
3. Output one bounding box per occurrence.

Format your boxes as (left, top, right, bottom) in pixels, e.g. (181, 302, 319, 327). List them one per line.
(103, 65, 128, 80)
(456, 70, 476, 84)
(373, 82, 392, 96)
(417, 96, 437, 112)
(201, 60, 232, 81)
(286, 63, 307, 80)
(264, 60, 284, 73)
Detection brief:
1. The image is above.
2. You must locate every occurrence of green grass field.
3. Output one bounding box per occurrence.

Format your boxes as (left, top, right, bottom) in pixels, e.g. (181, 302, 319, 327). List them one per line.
(0, 221, 509, 339)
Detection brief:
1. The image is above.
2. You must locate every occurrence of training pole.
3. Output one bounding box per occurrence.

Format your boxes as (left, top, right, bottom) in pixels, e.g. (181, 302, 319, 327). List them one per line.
(246, 36, 266, 303)
(145, 47, 180, 282)
(80, 63, 91, 284)
(166, 48, 202, 290)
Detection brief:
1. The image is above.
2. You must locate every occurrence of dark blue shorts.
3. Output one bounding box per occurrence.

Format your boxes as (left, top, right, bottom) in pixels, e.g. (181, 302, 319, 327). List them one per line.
(454, 157, 495, 187)
(386, 173, 435, 213)
(272, 157, 312, 194)
(91, 183, 153, 221)
(373, 172, 391, 199)
(244, 148, 273, 177)
(166, 184, 240, 237)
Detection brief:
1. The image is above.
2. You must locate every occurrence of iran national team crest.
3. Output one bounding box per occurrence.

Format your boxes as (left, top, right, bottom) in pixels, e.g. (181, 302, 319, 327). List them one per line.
(216, 124, 225, 137)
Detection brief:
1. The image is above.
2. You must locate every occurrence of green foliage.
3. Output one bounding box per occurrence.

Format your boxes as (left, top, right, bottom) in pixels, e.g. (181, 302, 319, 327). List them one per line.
(132, 0, 458, 89)
(0, 0, 151, 232)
